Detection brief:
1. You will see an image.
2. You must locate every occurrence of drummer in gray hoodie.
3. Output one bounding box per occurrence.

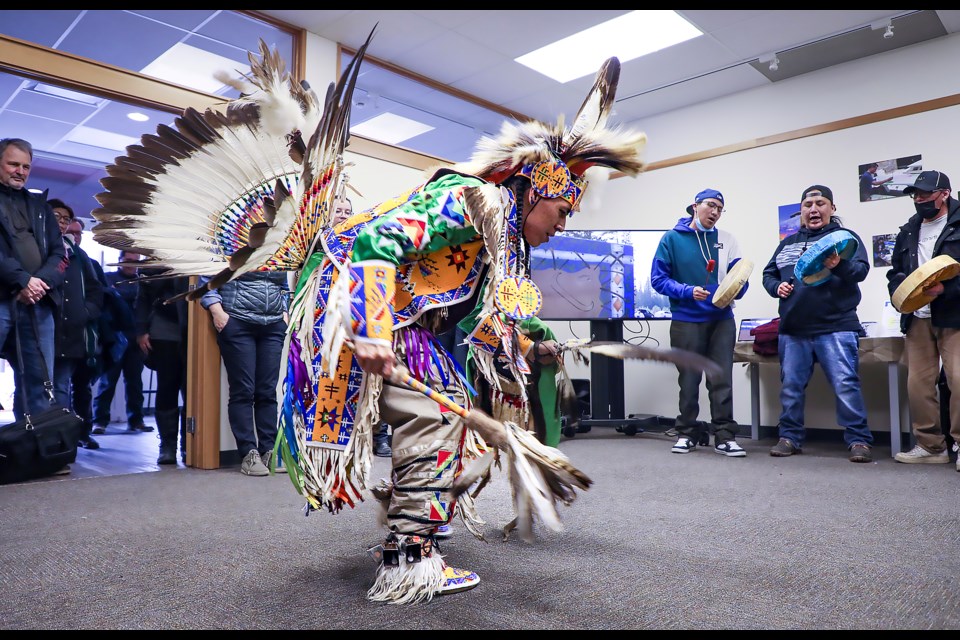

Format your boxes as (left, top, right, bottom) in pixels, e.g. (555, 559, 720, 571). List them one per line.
(761, 184, 874, 462)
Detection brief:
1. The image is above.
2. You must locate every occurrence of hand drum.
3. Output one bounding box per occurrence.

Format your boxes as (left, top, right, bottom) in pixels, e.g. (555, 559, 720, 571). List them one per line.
(793, 229, 858, 286)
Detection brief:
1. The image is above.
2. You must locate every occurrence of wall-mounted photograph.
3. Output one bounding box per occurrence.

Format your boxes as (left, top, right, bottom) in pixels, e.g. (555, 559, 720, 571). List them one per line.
(872, 233, 897, 267)
(858, 154, 922, 202)
(778, 202, 801, 240)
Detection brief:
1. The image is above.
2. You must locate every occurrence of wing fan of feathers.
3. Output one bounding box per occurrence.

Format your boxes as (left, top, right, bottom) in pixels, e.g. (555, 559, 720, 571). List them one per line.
(91, 29, 376, 301)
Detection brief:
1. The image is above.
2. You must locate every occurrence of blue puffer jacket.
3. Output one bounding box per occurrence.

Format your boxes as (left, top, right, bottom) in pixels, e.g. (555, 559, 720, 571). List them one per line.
(199, 271, 289, 325)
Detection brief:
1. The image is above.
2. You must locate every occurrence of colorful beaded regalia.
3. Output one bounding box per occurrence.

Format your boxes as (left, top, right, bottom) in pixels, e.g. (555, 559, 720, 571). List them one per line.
(91, 31, 656, 604)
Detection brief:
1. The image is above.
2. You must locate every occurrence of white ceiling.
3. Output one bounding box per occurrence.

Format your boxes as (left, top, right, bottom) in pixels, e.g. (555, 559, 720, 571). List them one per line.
(3, 9, 960, 222)
(261, 10, 960, 125)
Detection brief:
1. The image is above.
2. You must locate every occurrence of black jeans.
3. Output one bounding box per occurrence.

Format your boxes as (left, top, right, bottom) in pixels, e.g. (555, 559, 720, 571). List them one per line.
(150, 338, 186, 413)
(668, 317, 739, 443)
(216, 317, 285, 458)
(93, 332, 145, 426)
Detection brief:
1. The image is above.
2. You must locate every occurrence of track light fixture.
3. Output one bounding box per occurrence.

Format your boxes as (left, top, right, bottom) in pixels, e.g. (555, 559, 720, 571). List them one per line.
(872, 18, 895, 40)
(759, 53, 780, 73)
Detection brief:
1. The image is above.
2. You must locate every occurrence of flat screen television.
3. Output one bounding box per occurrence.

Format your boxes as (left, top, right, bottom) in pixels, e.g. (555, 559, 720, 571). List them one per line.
(530, 230, 671, 321)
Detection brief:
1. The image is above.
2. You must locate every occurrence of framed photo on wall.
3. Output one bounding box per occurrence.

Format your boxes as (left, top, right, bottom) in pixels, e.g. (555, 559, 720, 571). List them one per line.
(778, 202, 801, 240)
(858, 154, 922, 202)
(872, 233, 897, 267)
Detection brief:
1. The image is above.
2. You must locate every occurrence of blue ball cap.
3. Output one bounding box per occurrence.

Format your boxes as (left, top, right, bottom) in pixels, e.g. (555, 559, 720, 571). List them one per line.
(686, 188, 724, 215)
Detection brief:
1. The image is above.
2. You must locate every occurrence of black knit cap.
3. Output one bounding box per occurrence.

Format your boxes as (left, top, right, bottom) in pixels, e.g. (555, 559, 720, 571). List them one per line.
(801, 184, 833, 204)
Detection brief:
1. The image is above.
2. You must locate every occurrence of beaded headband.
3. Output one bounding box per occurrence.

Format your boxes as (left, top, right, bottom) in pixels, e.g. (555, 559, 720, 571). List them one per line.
(519, 158, 586, 209)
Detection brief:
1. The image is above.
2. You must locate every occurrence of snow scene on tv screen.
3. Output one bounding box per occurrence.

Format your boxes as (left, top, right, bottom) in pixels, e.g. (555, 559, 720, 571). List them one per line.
(530, 230, 671, 320)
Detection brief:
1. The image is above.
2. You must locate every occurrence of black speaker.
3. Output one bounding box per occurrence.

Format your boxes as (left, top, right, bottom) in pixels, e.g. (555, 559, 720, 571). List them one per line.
(572, 378, 590, 418)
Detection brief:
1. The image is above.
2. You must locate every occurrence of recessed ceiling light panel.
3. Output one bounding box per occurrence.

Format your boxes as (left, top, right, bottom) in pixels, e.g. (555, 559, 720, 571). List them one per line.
(351, 113, 435, 145)
(515, 10, 702, 83)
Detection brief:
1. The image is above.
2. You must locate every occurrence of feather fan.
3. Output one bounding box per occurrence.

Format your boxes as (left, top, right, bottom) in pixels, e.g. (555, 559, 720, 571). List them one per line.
(91, 29, 376, 302)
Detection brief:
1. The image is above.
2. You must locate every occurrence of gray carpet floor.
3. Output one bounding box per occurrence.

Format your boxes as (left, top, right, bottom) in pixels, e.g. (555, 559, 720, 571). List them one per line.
(1, 428, 958, 630)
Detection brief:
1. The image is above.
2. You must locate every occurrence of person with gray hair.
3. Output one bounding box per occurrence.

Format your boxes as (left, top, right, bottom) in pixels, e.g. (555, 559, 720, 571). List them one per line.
(0, 138, 67, 424)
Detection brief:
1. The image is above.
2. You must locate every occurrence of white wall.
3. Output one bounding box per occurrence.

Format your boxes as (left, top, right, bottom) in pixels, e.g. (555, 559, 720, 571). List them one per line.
(556, 32, 960, 433)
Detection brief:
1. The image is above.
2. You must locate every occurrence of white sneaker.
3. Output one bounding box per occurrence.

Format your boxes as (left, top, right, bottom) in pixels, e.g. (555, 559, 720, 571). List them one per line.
(714, 440, 746, 457)
(262, 450, 286, 474)
(671, 436, 695, 454)
(240, 450, 269, 476)
(894, 445, 949, 464)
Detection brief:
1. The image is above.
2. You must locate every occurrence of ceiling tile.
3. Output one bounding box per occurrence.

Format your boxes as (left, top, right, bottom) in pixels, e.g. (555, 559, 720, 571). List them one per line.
(7, 89, 98, 124)
(129, 9, 219, 32)
(58, 10, 185, 71)
(0, 111, 75, 150)
(0, 10, 83, 47)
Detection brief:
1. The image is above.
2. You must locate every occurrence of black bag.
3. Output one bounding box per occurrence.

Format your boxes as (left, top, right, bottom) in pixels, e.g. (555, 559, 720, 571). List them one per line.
(750, 317, 780, 356)
(0, 303, 83, 485)
(0, 406, 82, 484)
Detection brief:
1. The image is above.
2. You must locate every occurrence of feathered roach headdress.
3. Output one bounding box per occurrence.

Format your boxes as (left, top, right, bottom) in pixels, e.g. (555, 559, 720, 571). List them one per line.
(453, 57, 647, 211)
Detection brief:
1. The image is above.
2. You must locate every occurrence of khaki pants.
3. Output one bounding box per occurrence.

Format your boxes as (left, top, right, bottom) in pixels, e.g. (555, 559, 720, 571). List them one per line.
(378, 377, 467, 535)
(904, 318, 960, 453)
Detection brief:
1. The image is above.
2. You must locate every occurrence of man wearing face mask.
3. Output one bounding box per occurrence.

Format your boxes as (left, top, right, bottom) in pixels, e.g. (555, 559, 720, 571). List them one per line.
(886, 171, 960, 467)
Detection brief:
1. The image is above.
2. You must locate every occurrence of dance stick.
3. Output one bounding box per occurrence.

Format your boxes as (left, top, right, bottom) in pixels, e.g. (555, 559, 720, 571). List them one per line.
(386, 364, 508, 448)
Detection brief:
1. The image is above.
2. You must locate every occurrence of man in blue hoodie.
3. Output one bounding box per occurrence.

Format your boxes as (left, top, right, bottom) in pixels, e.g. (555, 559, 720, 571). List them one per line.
(652, 188, 749, 457)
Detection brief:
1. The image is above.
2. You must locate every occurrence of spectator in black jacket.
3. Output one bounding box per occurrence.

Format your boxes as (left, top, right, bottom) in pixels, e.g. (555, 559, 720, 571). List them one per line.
(886, 170, 960, 467)
(762, 184, 874, 463)
(136, 271, 189, 465)
(92, 250, 150, 434)
(199, 271, 289, 475)
(52, 213, 104, 449)
(0, 139, 66, 420)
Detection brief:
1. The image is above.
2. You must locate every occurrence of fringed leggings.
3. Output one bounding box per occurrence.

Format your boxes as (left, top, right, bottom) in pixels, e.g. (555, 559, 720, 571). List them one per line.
(380, 326, 469, 535)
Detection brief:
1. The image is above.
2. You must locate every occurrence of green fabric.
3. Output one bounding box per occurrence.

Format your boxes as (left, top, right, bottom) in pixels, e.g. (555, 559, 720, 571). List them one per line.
(294, 251, 326, 297)
(350, 172, 485, 265)
(462, 313, 562, 448)
(525, 317, 561, 448)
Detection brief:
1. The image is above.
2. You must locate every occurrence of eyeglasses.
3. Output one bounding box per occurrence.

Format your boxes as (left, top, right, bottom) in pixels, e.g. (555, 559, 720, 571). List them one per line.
(909, 190, 941, 201)
(698, 201, 725, 213)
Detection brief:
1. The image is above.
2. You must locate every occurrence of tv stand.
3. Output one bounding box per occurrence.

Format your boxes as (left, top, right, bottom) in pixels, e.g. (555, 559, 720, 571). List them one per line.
(576, 320, 664, 436)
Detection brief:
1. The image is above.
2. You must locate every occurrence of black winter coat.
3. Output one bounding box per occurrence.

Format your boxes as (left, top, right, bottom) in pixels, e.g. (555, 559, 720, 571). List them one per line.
(0, 185, 66, 307)
(762, 220, 870, 337)
(886, 196, 960, 332)
(55, 242, 104, 361)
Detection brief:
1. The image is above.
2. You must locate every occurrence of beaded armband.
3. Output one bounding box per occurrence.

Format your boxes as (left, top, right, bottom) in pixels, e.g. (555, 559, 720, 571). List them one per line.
(348, 260, 396, 346)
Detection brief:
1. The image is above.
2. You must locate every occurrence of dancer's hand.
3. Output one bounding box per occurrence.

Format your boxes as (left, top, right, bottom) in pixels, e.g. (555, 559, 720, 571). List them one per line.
(529, 339, 560, 364)
(354, 340, 395, 377)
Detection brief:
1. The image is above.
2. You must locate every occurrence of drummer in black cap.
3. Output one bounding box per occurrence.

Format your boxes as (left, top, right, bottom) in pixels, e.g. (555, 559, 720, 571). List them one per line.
(886, 170, 960, 467)
(761, 184, 875, 463)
